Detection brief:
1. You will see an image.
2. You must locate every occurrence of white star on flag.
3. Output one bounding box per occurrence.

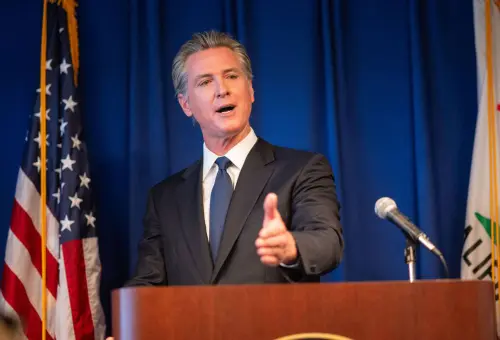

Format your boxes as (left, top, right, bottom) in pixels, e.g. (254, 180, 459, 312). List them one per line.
(80, 172, 91, 189)
(34, 132, 50, 148)
(52, 188, 61, 204)
(62, 96, 78, 112)
(35, 108, 51, 121)
(60, 58, 72, 74)
(33, 157, 41, 172)
(61, 154, 76, 171)
(32, 157, 47, 173)
(71, 134, 82, 150)
(36, 83, 52, 96)
(60, 215, 74, 232)
(69, 193, 83, 209)
(85, 212, 96, 228)
(60, 120, 68, 136)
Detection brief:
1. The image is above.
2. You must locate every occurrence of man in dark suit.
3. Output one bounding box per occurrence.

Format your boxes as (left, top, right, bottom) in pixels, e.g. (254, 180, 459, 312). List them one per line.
(126, 30, 344, 286)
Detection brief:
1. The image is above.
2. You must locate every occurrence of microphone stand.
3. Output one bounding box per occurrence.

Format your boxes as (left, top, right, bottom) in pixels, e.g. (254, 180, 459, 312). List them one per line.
(404, 237, 417, 282)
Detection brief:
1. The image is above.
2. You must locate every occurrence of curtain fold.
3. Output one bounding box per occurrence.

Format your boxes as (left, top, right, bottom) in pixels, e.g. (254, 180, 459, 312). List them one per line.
(407, 0, 440, 279)
(128, 0, 171, 281)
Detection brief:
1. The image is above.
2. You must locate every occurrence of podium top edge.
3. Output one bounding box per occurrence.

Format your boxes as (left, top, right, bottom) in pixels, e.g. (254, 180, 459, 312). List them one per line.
(112, 279, 492, 293)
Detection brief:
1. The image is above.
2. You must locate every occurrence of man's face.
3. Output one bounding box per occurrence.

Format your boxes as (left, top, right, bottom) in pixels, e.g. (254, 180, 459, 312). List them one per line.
(178, 47, 255, 140)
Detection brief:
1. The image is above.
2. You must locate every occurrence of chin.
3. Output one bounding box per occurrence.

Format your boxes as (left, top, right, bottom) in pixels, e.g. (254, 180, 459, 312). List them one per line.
(217, 118, 247, 134)
(220, 127, 244, 137)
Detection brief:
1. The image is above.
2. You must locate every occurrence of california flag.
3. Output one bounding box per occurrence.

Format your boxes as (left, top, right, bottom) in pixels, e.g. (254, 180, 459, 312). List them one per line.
(461, 0, 500, 335)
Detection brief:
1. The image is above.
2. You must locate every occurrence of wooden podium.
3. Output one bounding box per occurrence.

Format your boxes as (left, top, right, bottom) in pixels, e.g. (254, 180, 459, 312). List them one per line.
(111, 280, 497, 339)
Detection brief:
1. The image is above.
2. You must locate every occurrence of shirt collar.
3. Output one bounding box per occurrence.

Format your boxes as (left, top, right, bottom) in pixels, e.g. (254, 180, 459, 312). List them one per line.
(202, 128, 258, 180)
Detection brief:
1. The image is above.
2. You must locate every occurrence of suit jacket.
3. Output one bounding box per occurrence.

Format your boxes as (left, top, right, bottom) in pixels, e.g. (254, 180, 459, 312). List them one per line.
(126, 138, 343, 286)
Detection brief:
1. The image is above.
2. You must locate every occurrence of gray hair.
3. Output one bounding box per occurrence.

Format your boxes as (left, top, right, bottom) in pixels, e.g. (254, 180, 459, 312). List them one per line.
(172, 30, 254, 97)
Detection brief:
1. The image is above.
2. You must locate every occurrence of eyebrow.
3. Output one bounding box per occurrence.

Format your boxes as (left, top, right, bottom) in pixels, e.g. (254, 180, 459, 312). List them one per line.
(193, 68, 241, 82)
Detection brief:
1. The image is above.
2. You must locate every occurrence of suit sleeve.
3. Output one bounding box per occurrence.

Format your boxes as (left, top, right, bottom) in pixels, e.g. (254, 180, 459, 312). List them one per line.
(289, 154, 344, 277)
(124, 189, 168, 286)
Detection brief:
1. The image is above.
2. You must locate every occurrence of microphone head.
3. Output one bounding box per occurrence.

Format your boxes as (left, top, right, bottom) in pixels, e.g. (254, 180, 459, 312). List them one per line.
(375, 197, 397, 219)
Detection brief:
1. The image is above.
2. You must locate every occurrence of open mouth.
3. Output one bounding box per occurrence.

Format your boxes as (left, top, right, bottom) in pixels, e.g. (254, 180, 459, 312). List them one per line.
(215, 104, 236, 114)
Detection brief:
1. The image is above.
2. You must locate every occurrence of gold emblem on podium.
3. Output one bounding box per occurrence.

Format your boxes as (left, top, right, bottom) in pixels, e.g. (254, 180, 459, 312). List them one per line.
(274, 333, 354, 340)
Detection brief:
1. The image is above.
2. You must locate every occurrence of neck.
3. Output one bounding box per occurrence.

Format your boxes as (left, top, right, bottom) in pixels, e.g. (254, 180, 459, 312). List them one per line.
(204, 125, 251, 156)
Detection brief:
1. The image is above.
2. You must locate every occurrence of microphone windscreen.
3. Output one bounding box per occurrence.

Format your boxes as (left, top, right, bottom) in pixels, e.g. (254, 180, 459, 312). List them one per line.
(375, 197, 397, 219)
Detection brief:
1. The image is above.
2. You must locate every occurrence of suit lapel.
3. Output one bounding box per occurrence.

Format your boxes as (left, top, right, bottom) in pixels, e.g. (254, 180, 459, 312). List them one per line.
(176, 160, 213, 283)
(211, 139, 276, 282)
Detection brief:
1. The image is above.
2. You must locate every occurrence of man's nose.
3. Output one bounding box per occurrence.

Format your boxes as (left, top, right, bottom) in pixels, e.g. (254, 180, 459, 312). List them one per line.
(216, 79, 230, 98)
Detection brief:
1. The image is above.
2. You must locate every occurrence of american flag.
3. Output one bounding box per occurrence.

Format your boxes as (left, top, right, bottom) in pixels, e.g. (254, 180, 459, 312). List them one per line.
(0, 1, 106, 339)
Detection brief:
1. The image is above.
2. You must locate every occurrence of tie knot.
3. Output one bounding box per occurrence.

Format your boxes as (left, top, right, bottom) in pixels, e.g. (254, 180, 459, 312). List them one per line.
(215, 157, 231, 170)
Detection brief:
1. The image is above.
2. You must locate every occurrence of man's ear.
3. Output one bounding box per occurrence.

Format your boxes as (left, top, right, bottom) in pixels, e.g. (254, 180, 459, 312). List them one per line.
(177, 93, 192, 117)
(249, 81, 255, 103)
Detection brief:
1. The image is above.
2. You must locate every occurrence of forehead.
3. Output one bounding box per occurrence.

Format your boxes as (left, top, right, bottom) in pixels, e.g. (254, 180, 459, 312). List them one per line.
(185, 47, 243, 78)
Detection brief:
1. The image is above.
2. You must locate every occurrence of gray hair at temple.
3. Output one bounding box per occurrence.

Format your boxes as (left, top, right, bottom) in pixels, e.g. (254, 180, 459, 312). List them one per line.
(172, 31, 254, 97)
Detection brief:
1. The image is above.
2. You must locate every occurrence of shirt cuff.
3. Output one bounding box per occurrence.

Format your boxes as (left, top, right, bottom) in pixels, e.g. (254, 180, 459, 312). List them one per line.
(279, 260, 299, 268)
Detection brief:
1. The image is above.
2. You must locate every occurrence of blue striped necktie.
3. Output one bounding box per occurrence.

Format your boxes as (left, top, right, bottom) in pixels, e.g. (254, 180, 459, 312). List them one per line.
(209, 157, 233, 260)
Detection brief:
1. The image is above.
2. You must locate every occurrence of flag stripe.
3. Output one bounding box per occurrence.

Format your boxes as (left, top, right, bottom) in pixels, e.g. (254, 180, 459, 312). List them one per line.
(14, 169, 59, 258)
(10, 200, 58, 297)
(3, 231, 57, 337)
(63, 240, 95, 339)
(56, 247, 76, 340)
(0, 293, 28, 340)
(1, 264, 54, 340)
(83, 238, 106, 340)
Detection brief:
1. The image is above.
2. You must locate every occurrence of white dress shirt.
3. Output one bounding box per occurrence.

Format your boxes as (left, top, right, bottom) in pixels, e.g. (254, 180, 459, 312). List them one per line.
(202, 128, 299, 268)
(202, 128, 258, 240)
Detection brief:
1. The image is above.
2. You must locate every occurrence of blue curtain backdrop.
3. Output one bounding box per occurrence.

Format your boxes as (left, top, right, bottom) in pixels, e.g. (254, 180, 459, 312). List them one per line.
(0, 0, 477, 333)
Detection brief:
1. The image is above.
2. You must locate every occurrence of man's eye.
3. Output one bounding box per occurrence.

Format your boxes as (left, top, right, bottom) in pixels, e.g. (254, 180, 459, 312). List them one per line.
(198, 79, 211, 86)
(227, 74, 239, 79)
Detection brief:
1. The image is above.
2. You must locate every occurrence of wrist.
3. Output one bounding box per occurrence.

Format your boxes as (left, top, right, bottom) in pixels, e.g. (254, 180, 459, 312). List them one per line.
(281, 234, 298, 265)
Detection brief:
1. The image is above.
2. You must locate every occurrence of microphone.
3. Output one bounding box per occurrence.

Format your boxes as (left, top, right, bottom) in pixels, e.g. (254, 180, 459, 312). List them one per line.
(375, 197, 449, 278)
(375, 197, 440, 256)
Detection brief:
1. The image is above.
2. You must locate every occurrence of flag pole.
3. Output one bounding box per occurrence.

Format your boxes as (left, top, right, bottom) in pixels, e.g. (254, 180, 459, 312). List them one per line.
(40, 0, 49, 339)
(485, 0, 499, 311)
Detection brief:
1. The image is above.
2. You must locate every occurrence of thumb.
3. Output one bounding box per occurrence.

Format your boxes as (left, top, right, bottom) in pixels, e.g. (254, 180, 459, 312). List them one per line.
(263, 193, 279, 222)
